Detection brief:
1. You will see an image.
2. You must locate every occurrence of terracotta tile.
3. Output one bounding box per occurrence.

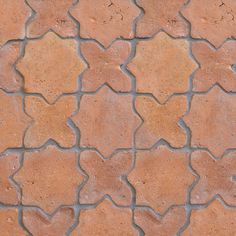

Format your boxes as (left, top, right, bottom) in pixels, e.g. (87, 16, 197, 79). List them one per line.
(184, 87, 236, 157)
(0, 208, 27, 236)
(0, 91, 31, 153)
(72, 86, 140, 157)
(182, 199, 236, 236)
(80, 150, 133, 206)
(128, 146, 195, 214)
(135, 95, 187, 149)
(70, 0, 140, 47)
(0, 42, 22, 92)
(0, 0, 31, 46)
(17, 32, 85, 104)
(23, 208, 74, 236)
(24, 96, 77, 148)
(192, 41, 236, 92)
(81, 41, 132, 92)
(70, 199, 138, 236)
(134, 207, 186, 236)
(136, 0, 188, 37)
(182, 0, 236, 48)
(14, 145, 84, 214)
(128, 32, 197, 103)
(0, 153, 20, 205)
(191, 150, 236, 205)
(27, 0, 77, 38)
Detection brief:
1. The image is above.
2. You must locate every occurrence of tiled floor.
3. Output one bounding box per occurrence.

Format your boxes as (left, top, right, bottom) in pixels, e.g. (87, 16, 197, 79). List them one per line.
(0, 0, 236, 235)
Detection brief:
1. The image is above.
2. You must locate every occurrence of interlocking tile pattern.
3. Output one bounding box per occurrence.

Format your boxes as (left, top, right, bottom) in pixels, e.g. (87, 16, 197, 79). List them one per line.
(0, 0, 235, 235)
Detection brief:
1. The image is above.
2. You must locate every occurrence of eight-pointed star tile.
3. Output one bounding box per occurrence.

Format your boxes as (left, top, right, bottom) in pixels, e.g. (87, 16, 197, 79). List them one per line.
(128, 146, 195, 214)
(192, 41, 236, 92)
(27, 0, 77, 38)
(0, 42, 22, 92)
(70, 199, 138, 236)
(81, 41, 132, 92)
(17, 32, 85, 104)
(136, 0, 188, 37)
(72, 86, 140, 157)
(134, 207, 186, 236)
(14, 145, 84, 214)
(80, 150, 133, 206)
(70, 0, 140, 48)
(0, 0, 31, 47)
(24, 96, 77, 148)
(0, 153, 21, 205)
(182, 0, 236, 48)
(135, 95, 187, 149)
(182, 199, 236, 236)
(128, 32, 197, 103)
(0, 91, 31, 153)
(23, 208, 74, 236)
(184, 86, 236, 157)
(191, 150, 236, 206)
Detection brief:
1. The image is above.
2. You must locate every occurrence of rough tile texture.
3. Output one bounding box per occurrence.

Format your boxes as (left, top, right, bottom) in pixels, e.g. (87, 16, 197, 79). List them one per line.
(27, 0, 77, 38)
(14, 146, 84, 214)
(70, 0, 140, 47)
(71, 199, 137, 235)
(1, 0, 236, 234)
(128, 146, 195, 214)
(72, 87, 140, 157)
(136, 0, 188, 37)
(23, 208, 74, 236)
(128, 32, 197, 103)
(0, 0, 31, 47)
(80, 150, 133, 205)
(24, 96, 77, 148)
(182, 199, 236, 235)
(182, 0, 236, 47)
(17, 32, 85, 104)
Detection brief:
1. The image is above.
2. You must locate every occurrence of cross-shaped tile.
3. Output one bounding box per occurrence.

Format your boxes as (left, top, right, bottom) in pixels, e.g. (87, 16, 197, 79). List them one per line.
(80, 150, 133, 206)
(191, 150, 236, 205)
(24, 96, 77, 148)
(81, 41, 132, 92)
(27, 0, 77, 37)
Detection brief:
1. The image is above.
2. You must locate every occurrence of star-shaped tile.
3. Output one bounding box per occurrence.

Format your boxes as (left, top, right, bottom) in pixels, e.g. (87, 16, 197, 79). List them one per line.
(0, 42, 22, 92)
(24, 96, 77, 148)
(23, 208, 74, 236)
(128, 146, 195, 214)
(128, 32, 197, 103)
(71, 199, 137, 235)
(136, 0, 188, 37)
(17, 32, 85, 104)
(191, 150, 236, 205)
(0, 91, 31, 153)
(182, 0, 236, 48)
(184, 87, 236, 157)
(70, 0, 140, 47)
(0, 209, 27, 236)
(81, 41, 132, 92)
(134, 207, 186, 236)
(79, 150, 133, 206)
(0, 153, 21, 205)
(72, 86, 140, 157)
(27, 0, 77, 38)
(192, 41, 236, 92)
(135, 95, 187, 149)
(14, 145, 84, 214)
(0, 0, 31, 47)
(182, 199, 236, 236)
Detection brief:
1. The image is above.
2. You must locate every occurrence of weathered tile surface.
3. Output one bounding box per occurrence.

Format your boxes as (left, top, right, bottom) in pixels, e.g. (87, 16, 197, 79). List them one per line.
(0, 0, 235, 234)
